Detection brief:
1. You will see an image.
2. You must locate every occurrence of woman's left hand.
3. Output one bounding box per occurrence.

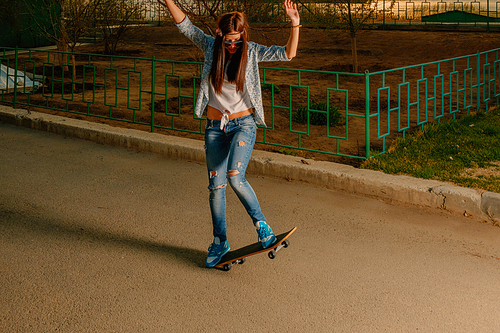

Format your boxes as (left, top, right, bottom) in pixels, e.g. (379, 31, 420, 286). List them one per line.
(284, 0, 300, 26)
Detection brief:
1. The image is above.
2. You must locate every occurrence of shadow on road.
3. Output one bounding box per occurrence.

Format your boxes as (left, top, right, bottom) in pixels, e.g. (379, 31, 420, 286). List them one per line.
(0, 207, 207, 268)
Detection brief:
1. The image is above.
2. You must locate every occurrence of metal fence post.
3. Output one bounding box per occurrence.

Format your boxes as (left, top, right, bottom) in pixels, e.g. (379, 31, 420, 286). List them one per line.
(383, 0, 386, 30)
(13, 46, 18, 109)
(158, 1, 162, 26)
(151, 56, 156, 133)
(487, 0, 490, 32)
(477, 51, 481, 110)
(365, 70, 371, 159)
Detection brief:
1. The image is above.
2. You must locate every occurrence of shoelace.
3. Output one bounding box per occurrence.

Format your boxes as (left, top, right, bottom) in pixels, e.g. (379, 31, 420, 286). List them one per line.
(208, 242, 224, 254)
(257, 227, 268, 240)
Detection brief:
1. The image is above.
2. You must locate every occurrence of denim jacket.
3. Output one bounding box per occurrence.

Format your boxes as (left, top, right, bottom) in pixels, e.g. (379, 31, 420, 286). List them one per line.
(176, 16, 291, 126)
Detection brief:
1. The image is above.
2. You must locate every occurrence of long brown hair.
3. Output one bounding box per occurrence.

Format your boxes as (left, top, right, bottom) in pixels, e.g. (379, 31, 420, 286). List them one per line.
(210, 12, 249, 94)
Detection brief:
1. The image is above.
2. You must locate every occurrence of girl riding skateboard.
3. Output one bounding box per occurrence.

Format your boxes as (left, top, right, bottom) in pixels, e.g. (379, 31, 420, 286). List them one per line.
(159, 0, 301, 267)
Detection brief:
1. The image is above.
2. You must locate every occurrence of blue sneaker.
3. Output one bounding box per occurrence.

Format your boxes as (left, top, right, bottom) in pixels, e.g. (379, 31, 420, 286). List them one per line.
(206, 237, 230, 268)
(255, 221, 276, 248)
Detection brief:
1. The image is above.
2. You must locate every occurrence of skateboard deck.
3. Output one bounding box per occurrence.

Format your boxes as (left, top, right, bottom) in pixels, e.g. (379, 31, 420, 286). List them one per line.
(215, 227, 297, 271)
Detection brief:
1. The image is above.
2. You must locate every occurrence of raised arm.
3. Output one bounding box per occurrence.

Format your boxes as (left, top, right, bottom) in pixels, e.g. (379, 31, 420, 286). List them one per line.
(284, 0, 300, 59)
(158, 0, 186, 24)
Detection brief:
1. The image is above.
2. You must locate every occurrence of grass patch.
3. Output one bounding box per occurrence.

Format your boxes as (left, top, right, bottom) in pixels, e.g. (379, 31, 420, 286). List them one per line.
(279, 148, 298, 156)
(361, 108, 500, 193)
(261, 82, 280, 94)
(292, 100, 342, 127)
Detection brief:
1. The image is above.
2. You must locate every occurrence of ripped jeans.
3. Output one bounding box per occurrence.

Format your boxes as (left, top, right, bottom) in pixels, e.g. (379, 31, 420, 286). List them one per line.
(204, 114, 266, 242)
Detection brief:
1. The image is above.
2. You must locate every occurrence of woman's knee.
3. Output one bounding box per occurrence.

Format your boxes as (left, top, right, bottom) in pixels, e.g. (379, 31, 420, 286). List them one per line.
(208, 171, 227, 193)
(227, 170, 247, 188)
(226, 169, 240, 178)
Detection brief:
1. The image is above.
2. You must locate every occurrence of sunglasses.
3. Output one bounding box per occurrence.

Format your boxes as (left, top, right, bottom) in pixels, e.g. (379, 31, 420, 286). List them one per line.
(224, 40, 243, 46)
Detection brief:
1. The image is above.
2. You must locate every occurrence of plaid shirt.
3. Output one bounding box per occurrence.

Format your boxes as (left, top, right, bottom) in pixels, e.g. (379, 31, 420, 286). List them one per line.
(176, 16, 290, 126)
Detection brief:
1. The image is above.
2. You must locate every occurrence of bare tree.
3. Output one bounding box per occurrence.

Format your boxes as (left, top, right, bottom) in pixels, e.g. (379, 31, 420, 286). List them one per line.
(26, 0, 99, 52)
(0, 0, 24, 33)
(95, 0, 145, 55)
(17, 0, 145, 63)
(20, 0, 101, 70)
(321, 0, 395, 72)
(158, 0, 290, 36)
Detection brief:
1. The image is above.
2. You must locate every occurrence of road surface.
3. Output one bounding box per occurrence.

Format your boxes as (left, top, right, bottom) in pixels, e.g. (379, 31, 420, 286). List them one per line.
(1, 123, 499, 332)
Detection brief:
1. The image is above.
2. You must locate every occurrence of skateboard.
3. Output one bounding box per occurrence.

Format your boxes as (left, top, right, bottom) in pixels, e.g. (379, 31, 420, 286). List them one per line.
(215, 226, 297, 271)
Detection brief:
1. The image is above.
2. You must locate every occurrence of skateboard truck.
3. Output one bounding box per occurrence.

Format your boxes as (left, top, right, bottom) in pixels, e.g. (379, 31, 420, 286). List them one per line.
(267, 239, 290, 259)
(222, 258, 246, 271)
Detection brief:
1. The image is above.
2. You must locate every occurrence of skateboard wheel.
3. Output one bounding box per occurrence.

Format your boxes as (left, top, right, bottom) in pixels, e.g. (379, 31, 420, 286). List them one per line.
(268, 250, 276, 259)
(239, 258, 246, 265)
(223, 264, 231, 271)
(283, 240, 290, 248)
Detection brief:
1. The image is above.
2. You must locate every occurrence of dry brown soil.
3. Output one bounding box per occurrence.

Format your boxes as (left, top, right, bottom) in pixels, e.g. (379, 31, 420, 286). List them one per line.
(11, 23, 500, 165)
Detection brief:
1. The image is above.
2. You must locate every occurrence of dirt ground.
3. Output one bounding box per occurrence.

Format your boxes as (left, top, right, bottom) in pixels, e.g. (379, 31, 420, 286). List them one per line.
(11, 23, 500, 165)
(114, 23, 500, 73)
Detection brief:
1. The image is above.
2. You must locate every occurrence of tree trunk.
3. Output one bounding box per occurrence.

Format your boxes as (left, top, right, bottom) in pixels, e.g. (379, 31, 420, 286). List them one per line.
(350, 33, 358, 73)
(56, 34, 68, 68)
(71, 54, 76, 80)
(104, 40, 112, 55)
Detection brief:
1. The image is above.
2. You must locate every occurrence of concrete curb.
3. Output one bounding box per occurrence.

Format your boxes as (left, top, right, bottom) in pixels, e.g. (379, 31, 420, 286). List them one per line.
(1, 106, 498, 222)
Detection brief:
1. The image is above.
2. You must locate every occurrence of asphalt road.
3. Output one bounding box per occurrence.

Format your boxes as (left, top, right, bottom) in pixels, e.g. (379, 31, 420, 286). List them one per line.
(1, 122, 499, 332)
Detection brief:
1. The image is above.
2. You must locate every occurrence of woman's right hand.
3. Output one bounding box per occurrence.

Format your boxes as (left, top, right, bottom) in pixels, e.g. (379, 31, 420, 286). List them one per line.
(284, 0, 300, 27)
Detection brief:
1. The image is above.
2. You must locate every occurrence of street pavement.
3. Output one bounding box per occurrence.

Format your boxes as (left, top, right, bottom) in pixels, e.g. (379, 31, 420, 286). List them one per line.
(1, 121, 500, 332)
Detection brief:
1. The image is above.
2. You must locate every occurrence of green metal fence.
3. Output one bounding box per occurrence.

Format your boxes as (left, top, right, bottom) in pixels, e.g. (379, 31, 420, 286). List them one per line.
(1, 46, 499, 159)
(367, 49, 500, 156)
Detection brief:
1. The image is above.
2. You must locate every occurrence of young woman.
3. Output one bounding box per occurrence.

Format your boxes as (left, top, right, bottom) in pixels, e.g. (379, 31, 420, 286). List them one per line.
(159, 0, 300, 267)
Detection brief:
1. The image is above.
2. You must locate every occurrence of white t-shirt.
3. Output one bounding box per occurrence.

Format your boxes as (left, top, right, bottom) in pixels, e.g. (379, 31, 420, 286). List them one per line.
(208, 62, 252, 129)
